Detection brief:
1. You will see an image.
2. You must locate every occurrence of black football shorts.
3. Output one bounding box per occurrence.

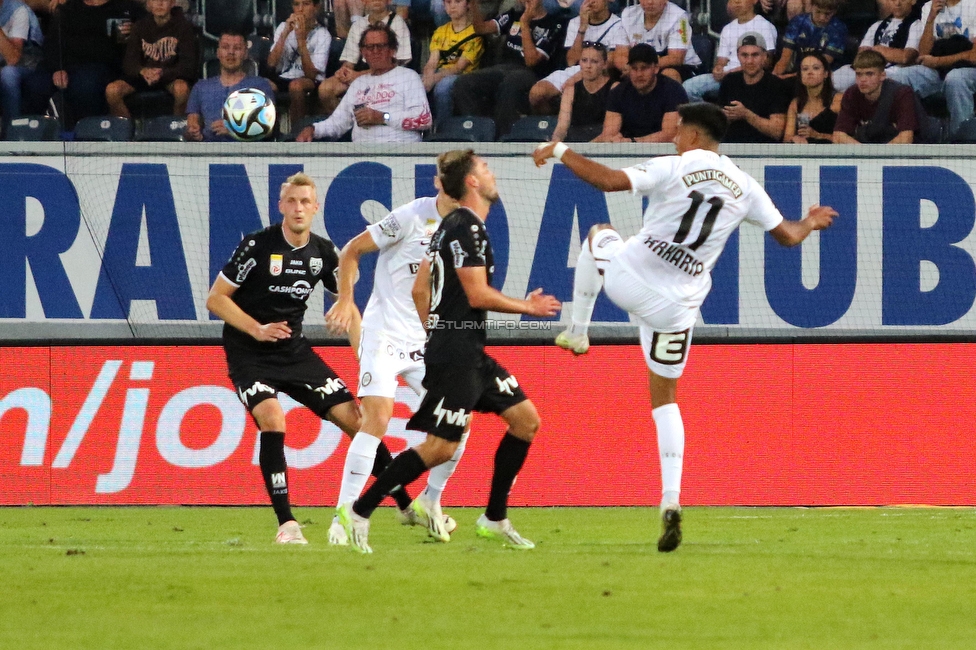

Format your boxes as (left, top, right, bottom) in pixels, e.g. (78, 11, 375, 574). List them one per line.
(407, 354, 527, 442)
(225, 338, 355, 419)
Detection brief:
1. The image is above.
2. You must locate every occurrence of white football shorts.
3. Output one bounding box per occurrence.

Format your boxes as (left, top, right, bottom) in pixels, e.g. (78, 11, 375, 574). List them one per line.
(592, 228, 698, 379)
(357, 328, 427, 398)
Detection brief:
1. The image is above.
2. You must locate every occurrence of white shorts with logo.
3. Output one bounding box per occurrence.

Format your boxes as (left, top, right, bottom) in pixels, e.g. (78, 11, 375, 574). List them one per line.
(542, 65, 581, 93)
(591, 228, 698, 379)
(357, 327, 427, 398)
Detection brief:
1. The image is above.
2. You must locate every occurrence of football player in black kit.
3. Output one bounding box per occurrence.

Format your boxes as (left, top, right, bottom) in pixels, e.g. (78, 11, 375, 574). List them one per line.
(207, 172, 414, 544)
(337, 150, 561, 553)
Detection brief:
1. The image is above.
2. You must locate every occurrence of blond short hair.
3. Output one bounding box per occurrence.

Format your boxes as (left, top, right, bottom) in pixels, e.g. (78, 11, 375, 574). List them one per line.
(280, 172, 317, 200)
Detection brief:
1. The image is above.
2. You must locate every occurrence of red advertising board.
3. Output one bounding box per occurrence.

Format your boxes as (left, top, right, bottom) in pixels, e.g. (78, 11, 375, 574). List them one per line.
(1, 344, 974, 506)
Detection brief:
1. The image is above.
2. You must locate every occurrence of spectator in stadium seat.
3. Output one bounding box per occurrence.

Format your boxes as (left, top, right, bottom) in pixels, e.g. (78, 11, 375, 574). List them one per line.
(783, 51, 842, 142)
(833, 49, 919, 143)
(551, 41, 617, 141)
(528, 0, 629, 115)
(318, 0, 411, 115)
(296, 24, 430, 142)
(683, 0, 777, 102)
(772, 0, 848, 78)
(105, 0, 197, 119)
(22, 0, 143, 125)
(832, 0, 922, 92)
(0, 0, 44, 120)
(267, 0, 330, 131)
(422, 0, 483, 122)
(593, 43, 686, 142)
(906, 0, 976, 138)
(620, 0, 702, 83)
(185, 30, 275, 142)
(333, 0, 409, 40)
(452, 0, 567, 137)
(719, 32, 791, 142)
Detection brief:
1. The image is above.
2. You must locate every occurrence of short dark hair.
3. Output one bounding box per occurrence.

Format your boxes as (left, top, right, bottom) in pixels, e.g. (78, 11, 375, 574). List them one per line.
(218, 29, 247, 42)
(359, 24, 398, 54)
(437, 149, 477, 200)
(628, 43, 659, 65)
(677, 102, 728, 143)
(852, 49, 886, 71)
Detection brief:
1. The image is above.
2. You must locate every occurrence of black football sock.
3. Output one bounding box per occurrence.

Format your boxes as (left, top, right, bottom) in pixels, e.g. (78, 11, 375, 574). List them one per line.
(374, 441, 414, 510)
(485, 433, 531, 522)
(259, 431, 295, 526)
(353, 449, 427, 519)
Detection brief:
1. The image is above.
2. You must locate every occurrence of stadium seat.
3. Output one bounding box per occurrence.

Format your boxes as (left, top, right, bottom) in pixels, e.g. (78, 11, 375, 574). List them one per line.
(247, 35, 273, 76)
(73, 116, 134, 141)
(951, 118, 976, 143)
(427, 116, 496, 142)
(499, 115, 556, 142)
(204, 0, 254, 38)
(3, 115, 60, 141)
(135, 116, 188, 141)
(124, 90, 175, 121)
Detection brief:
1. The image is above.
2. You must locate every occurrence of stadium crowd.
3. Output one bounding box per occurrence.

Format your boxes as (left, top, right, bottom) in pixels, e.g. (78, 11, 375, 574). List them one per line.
(3, 0, 976, 142)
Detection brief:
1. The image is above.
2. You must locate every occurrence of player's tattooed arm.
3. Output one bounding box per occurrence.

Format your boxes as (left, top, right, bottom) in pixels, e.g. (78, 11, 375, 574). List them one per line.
(326, 230, 375, 335)
(206, 275, 292, 342)
(456, 266, 561, 317)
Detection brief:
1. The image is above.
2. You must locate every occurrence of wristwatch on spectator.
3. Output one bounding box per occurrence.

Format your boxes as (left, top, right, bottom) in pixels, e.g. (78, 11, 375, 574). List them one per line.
(383, 112, 391, 125)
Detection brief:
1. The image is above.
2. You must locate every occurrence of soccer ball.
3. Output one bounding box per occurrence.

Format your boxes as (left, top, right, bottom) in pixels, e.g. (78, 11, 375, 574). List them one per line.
(222, 88, 276, 141)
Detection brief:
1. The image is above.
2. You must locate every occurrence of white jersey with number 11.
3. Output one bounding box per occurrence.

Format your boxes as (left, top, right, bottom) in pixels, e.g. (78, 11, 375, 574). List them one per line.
(617, 148, 784, 308)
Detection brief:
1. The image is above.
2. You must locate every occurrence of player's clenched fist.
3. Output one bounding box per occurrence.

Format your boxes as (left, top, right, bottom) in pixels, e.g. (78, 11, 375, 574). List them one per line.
(533, 142, 558, 167)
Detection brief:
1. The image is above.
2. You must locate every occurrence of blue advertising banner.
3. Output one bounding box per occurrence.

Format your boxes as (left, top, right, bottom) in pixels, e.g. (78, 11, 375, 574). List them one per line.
(0, 142, 974, 340)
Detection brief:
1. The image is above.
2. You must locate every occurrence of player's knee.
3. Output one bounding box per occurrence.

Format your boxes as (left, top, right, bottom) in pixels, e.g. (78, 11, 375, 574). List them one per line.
(587, 223, 615, 248)
(509, 412, 540, 441)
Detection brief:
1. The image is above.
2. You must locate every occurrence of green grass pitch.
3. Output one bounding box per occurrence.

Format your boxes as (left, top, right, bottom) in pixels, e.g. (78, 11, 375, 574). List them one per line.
(2, 506, 974, 649)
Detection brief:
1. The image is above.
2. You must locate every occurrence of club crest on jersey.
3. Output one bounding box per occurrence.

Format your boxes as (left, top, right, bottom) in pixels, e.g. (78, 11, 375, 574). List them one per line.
(310, 257, 322, 275)
(270, 254, 283, 276)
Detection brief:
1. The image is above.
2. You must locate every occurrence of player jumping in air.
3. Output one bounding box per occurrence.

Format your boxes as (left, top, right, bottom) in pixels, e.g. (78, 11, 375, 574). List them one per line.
(337, 149, 561, 553)
(207, 172, 415, 544)
(533, 103, 838, 552)
(325, 157, 465, 545)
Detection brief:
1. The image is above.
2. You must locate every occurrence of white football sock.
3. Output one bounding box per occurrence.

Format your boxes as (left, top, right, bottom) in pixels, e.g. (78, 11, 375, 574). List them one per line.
(337, 432, 381, 506)
(569, 244, 603, 336)
(652, 403, 684, 510)
(423, 431, 468, 504)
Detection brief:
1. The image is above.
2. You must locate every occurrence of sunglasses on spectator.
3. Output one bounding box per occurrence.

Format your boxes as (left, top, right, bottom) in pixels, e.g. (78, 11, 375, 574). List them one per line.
(361, 43, 391, 51)
(581, 41, 606, 50)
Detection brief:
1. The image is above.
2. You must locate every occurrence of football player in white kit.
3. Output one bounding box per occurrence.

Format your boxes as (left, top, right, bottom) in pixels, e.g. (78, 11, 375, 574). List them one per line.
(533, 102, 838, 552)
(325, 155, 466, 544)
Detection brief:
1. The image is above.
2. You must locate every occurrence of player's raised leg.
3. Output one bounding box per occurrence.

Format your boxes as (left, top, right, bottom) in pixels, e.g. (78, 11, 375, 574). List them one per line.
(556, 225, 624, 354)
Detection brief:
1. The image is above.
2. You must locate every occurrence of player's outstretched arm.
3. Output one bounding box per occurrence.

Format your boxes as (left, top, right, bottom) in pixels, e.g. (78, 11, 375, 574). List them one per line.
(769, 205, 839, 247)
(206, 275, 292, 342)
(412, 257, 433, 327)
(326, 231, 376, 335)
(456, 266, 561, 317)
(533, 142, 632, 192)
